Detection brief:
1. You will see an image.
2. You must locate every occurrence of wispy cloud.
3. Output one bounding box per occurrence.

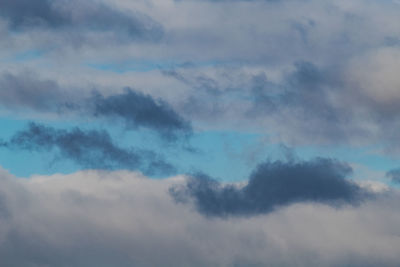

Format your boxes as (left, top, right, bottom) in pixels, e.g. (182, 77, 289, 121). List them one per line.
(386, 168, 400, 184)
(0, 72, 192, 140)
(90, 88, 192, 140)
(0, 122, 176, 176)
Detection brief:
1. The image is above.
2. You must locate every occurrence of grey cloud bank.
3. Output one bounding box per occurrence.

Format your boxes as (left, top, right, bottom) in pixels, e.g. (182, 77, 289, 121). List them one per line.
(0, 169, 398, 267)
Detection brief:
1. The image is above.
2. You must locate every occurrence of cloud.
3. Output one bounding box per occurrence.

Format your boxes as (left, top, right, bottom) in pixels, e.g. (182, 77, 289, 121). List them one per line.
(163, 57, 400, 150)
(0, 0, 163, 41)
(170, 158, 368, 217)
(2, 0, 400, 150)
(0, 122, 175, 176)
(0, 0, 66, 29)
(0, 71, 74, 113)
(0, 72, 191, 140)
(0, 169, 398, 266)
(90, 88, 192, 140)
(386, 169, 400, 184)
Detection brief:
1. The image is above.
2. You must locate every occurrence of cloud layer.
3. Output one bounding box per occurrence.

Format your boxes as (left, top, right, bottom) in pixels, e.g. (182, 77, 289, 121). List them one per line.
(0, 169, 398, 267)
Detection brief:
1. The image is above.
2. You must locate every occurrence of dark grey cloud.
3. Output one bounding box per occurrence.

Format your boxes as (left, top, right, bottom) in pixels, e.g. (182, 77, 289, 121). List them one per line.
(0, 0, 66, 29)
(90, 88, 192, 141)
(0, 0, 163, 41)
(170, 158, 368, 217)
(0, 122, 175, 176)
(386, 169, 400, 184)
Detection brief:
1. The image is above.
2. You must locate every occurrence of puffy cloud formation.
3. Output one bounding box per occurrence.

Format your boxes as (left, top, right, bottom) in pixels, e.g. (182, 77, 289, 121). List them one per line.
(170, 158, 368, 217)
(0, 169, 398, 266)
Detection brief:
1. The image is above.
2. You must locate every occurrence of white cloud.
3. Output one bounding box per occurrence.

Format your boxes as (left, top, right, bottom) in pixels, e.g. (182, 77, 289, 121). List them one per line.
(0, 168, 399, 266)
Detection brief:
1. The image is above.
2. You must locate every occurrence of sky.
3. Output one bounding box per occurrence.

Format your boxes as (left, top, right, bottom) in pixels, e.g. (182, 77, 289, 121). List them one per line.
(1, 0, 400, 266)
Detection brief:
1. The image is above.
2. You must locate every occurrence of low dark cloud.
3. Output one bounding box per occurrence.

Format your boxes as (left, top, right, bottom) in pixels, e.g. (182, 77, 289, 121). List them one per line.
(90, 88, 192, 141)
(170, 158, 368, 217)
(0, 122, 175, 176)
(0, 0, 163, 41)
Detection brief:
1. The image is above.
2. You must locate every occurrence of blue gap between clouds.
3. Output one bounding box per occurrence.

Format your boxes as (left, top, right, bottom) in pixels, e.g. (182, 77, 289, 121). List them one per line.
(0, 116, 397, 184)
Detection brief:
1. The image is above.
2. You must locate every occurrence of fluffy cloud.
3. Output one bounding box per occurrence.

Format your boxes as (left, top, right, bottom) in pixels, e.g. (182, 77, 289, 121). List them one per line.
(0, 169, 398, 266)
(170, 158, 368, 217)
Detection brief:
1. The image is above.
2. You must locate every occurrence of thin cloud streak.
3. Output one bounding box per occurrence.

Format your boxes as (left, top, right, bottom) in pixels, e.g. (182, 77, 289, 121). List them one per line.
(0, 122, 176, 176)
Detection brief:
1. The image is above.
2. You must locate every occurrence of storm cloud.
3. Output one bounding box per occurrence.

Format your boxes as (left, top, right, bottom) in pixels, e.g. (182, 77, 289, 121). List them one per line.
(0, 122, 175, 176)
(171, 158, 368, 217)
